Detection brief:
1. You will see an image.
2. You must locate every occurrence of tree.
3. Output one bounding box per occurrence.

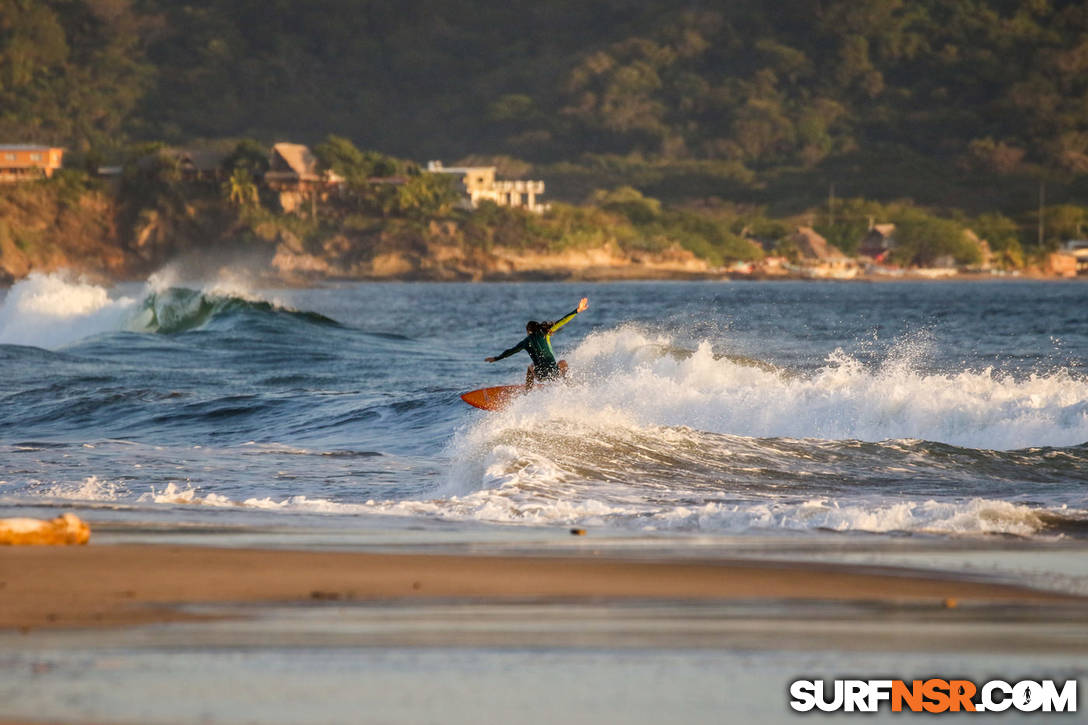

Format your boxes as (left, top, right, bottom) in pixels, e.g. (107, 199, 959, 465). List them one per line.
(561, 38, 671, 148)
(314, 135, 369, 183)
(890, 209, 979, 266)
(591, 186, 661, 224)
(224, 167, 258, 208)
(815, 198, 890, 255)
(394, 173, 459, 218)
(314, 134, 400, 183)
(964, 137, 1026, 175)
(0, 0, 153, 150)
(773, 238, 801, 263)
(224, 139, 270, 177)
(0, 1, 69, 90)
(973, 212, 1024, 269)
(1042, 204, 1088, 246)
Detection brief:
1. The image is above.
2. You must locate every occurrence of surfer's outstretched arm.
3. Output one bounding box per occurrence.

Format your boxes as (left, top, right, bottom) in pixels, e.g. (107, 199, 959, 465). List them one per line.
(548, 297, 589, 335)
(486, 337, 529, 363)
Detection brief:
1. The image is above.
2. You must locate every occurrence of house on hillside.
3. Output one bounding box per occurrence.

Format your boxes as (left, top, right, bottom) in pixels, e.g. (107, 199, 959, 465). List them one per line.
(859, 222, 896, 261)
(1062, 239, 1088, 275)
(789, 226, 858, 279)
(0, 144, 65, 183)
(173, 149, 228, 182)
(131, 147, 229, 183)
(426, 160, 548, 213)
(264, 143, 344, 213)
(1046, 251, 1078, 278)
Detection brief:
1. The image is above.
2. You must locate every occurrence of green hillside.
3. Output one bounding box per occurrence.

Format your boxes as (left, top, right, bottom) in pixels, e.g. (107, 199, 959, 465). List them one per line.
(2, 0, 1087, 263)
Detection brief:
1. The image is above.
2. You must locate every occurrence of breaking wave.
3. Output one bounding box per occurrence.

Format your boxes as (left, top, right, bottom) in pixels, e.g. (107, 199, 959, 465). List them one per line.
(0, 271, 335, 349)
(414, 327, 1088, 535)
(491, 327, 1088, 450)
(132, 287, 338, 334)
(0, 274, 139, 349)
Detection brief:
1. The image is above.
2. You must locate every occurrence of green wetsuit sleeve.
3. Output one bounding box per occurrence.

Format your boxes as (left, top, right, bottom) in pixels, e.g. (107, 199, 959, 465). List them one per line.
(493, 337, 529, 361)
(547, 308, 580, 335)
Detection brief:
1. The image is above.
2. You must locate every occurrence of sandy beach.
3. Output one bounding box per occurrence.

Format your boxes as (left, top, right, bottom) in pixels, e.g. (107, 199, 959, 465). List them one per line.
(5, 543, 1088, 724)
(2, 544, 1079, 631)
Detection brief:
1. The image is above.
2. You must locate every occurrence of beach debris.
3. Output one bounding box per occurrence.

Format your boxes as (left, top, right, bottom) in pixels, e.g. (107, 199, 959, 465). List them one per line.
(0, 513, 90, 546)
(570, 528, 586, 536)
(943, 597, 958, 609)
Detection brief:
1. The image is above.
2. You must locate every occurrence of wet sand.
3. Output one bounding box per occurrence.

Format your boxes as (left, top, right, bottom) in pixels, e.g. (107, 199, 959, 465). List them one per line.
(1, 544, 1077, 630)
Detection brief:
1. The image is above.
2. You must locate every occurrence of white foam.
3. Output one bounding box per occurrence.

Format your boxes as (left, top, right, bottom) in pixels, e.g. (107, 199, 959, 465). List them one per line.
(0, 270, 288, 349)
(135, 483, 364, 512)
(32, 475, 128, 501)
(644, 497, 1048, 536)
(426, 327, 1088, 536)
(0, 273, 139, 348)
(17, 471, 1072, 539)
(487, 327, 1088, 450)
(138, 482, 234, 507)
(361, 485, 1059, 537)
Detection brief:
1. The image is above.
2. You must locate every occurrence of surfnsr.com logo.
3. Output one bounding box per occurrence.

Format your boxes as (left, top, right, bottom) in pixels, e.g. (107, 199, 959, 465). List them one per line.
(789, 679, 1077, 713)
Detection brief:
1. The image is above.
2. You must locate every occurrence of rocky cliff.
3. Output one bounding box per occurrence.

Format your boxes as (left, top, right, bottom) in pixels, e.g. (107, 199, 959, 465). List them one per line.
(0, 183, 129, 285)
(0, 185, 713, 286)
(269, 220, 710, 282)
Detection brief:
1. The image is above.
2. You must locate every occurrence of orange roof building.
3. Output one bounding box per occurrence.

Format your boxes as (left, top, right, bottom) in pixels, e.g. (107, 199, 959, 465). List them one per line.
(0, 144, 64, 182)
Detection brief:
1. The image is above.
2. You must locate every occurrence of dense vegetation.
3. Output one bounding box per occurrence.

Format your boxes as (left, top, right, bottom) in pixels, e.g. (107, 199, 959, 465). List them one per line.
(2, 0, 1088, 271)
(105, 136, 767, 272)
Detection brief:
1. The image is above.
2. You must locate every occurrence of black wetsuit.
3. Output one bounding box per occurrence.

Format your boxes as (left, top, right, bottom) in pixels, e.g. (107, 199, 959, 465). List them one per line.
(491, 307, 580, 380)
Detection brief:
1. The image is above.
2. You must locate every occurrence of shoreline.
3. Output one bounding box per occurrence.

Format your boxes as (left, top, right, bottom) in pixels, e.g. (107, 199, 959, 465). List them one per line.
(2, 544, 1080, 631)
(1, 269, 1083, 290)
(313, 270, 1083, 284)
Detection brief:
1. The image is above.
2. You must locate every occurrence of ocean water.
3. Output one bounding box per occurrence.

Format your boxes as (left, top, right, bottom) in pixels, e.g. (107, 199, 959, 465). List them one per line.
(1, 272, 1086, 543)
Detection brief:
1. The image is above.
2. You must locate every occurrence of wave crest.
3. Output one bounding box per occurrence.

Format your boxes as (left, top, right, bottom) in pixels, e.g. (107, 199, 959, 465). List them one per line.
(132, 287, 337, 334)
(486, 327, 1088, 450)
(0, 272, 336, 348)
(432, 326, 1088, 537)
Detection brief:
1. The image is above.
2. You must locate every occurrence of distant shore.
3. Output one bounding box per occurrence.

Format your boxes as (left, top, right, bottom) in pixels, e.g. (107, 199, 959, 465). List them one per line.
(2, 266, 1081, 290)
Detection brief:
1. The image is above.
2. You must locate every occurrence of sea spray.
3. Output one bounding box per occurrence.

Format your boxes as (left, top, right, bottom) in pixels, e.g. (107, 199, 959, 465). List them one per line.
(31, 475, 128, 502)
(0, 271, 322, 347)
(426, 325, 1088, 535)
(502, 327, 1088, 450)
(0, 273, 139, 348)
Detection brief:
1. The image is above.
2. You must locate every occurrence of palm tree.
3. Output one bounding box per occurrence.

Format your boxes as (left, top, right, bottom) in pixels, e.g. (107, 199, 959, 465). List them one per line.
(224, 168, 258, 208)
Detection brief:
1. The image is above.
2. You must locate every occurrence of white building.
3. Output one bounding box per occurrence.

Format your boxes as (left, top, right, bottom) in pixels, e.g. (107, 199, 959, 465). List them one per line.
(426, 160, 548, 213)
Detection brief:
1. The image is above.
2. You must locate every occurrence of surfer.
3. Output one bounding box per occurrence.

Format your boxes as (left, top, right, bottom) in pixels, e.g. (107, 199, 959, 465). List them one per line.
(486, 297, 589, 388)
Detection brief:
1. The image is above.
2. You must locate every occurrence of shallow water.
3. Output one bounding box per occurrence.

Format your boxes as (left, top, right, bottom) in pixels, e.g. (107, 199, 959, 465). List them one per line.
(3, 599, 1086, 724)
(1, 273, 1086, 543)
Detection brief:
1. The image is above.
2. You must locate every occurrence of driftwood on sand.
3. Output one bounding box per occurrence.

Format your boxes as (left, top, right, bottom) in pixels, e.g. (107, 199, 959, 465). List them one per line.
(0, 513, 90, 546)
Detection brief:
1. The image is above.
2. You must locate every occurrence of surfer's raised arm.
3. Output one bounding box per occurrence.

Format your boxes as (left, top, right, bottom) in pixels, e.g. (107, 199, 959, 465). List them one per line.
(485, 298, 587, 363)
(548, 297, 589, 335)
(482, 297, 587, 390)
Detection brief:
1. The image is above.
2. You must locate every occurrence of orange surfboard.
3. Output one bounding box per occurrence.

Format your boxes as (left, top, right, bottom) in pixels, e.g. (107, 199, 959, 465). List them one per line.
(460, 384, 526, 411)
